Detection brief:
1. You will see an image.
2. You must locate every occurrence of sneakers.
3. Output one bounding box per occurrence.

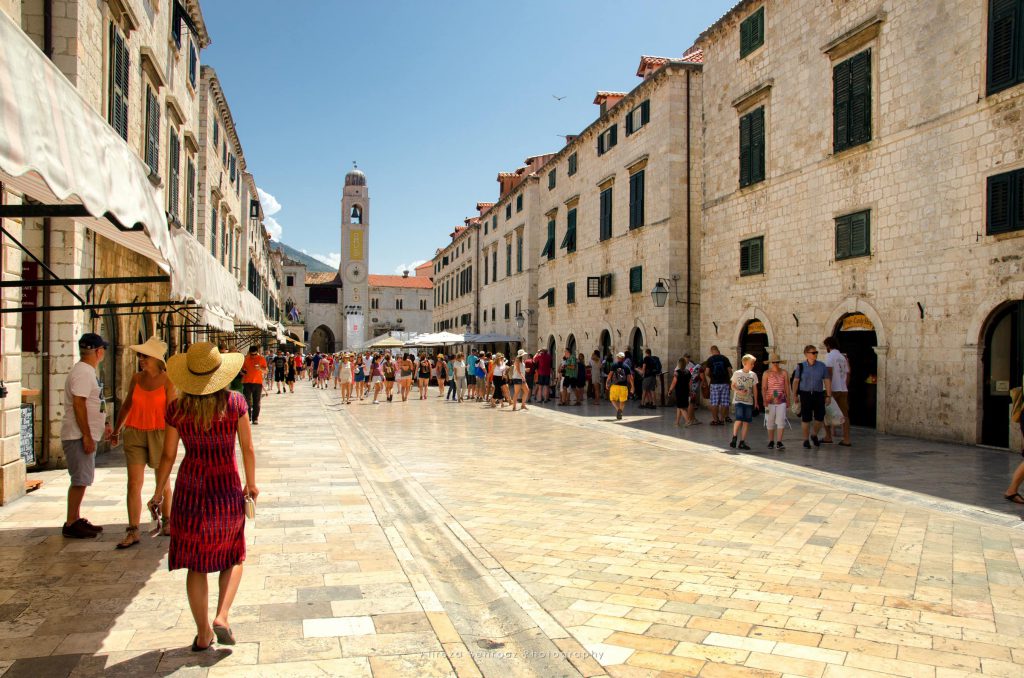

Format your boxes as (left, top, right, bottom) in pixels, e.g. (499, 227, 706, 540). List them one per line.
(776, 441, 785, 450)
(62, 519, 99, 539)
(803, 440, 812, 449)
(768, 441, 775, 449)
(738, 441, 750, 450)
(730, 436, 738, 448)
(616, 411, 622, 420)
(811, 435, 820, 448)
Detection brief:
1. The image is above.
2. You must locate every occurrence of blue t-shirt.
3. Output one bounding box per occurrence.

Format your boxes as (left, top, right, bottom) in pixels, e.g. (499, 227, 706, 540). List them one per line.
(796, 361, 829, 393)
(467, 355, 478, 375)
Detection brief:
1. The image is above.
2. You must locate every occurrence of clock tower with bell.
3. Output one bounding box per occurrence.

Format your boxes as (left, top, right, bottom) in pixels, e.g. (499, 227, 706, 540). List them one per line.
(341, 163, 369, 348)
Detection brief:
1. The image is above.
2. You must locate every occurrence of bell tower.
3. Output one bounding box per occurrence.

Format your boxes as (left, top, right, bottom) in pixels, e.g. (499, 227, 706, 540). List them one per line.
(341, 162, 369, 348)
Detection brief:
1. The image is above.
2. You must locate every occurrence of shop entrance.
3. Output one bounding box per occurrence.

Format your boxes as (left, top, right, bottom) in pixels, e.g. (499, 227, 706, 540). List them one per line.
(599, 330, 612, 359)
(630, 328, 644, 365)
(834, 313, 878, 428)
(738, 319, 770, 383)
(565, 334, 577, 357)
(982, 302, 1023, 448)
(546, 335, 556, 357)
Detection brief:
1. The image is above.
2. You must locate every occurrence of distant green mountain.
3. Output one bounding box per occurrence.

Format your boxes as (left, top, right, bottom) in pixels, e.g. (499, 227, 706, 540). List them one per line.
(271, 241, 335, 273)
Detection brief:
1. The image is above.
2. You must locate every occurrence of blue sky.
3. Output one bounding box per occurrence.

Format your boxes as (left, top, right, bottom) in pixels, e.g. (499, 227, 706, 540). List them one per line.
(201, 0, 734, 275)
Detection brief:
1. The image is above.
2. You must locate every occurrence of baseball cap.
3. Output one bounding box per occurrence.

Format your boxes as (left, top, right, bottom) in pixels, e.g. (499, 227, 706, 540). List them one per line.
(79, 333, 108, 350)
(616, 351, 625, 358)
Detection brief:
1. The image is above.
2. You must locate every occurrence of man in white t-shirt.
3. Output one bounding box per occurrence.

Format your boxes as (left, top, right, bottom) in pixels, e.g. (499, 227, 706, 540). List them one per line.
(61, 333, 112, 539)
(822, 336, 851, 446)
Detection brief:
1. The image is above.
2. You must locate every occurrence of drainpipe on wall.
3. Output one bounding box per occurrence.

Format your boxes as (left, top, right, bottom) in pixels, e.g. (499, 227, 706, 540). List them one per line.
(685, 68, 692, 337)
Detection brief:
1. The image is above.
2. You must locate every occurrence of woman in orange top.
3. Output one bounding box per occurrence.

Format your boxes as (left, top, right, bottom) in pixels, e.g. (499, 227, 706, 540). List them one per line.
(110, 337, 177, 548)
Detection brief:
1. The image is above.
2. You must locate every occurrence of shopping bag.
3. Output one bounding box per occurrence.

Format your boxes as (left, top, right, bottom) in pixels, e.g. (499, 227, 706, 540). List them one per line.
(824, 399, 844, 427)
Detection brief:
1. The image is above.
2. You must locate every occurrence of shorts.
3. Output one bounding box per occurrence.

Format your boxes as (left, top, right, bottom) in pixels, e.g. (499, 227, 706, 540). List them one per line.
(642, 376, 657, 392)
(511, 378, 523, 385)
(765, 403, 788, 429)
(123, 427, 164, 469)
(385, 376, 395, 382)
(709, 383, 730, 407)
(62, 438, 96, 487)
(457, 377, 467, 389)
(493, 376, 505, 389)
(609, 384, 629, 402)
(799, 391, 826, 423)
(562, 377, 575, 390)
(467, 375, 477, 385)
(734, 402, 754, 423)
(537, 375, 551, 386)
(355, 373, 365, 382)
(833, 391, 849, 419)
(371, 375, 383, 384)
(274, 368, 285, 382)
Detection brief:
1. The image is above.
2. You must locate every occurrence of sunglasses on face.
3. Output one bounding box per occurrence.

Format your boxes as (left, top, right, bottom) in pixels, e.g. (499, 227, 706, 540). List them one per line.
(806, 351, 818, 355)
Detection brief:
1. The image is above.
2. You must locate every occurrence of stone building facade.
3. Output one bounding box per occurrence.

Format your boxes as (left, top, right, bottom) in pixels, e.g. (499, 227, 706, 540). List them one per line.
(0, 0, 281, 503)
(533, 59, 703, 365)
(695, 0, 1024, 445)
(432, 221, 479, 335)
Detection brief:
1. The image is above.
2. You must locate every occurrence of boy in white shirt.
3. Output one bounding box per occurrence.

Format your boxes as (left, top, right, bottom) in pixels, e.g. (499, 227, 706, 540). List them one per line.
(822, 336, 851, 446)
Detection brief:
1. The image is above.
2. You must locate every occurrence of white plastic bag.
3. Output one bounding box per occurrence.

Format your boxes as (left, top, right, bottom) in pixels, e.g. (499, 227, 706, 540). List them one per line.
(824, 399, 844, 427)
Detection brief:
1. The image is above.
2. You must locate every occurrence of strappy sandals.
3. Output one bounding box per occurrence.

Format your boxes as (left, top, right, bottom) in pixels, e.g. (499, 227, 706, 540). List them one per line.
(1004, 492, 1024, 505)
(116, 526, 140, 549)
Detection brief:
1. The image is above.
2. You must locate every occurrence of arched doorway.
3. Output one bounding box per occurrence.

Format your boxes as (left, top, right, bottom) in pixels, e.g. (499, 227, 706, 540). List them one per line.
(629, 328, 644, 365)
(546, 335, 556, 356)
(599, 329, 612, 359)
(565, 333, 577, 357)
(981, 301, 1023, 447)
(834, 313, 878, 428)
(310, 325, 336, 353)
(738, 319, 770, 383)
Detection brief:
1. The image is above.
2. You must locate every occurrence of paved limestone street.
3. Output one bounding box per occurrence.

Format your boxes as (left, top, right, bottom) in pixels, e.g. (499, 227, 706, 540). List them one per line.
(0, 385, 1023, 678)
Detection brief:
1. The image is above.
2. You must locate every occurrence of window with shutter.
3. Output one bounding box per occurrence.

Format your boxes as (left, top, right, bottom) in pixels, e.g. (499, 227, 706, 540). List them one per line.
(542, 219, 556, 260)
(506, 203, 512, 219)
(739, 107, 765, 187)
(987, 0, 1023, 95)
(600, 273, 614, 298)
(567, 282, 576, 305)
(597, 125, 618, 155)
(835, 210, 871, 260)
(587, 277, 601, 297)
(516, 233, 523, 272)
(516, 195, 523, 212)
(739, 237, 764, 276)
(492, 250, 497, 279)
(629, 171, 645, 229)
(600, 187, 613, 241)
(548, 169, 556, 189)
(506, 242, 512, 276)
(213, 120, 219, 147)
(185, 158, 196, 233)
(168, 127, 180, 218)
(986, 169, 1024, 235)
(834, 50, 872, 152)
(210, 207, 218, 256)
(568, 153, 578, 176)
(108, 24, 129, 140)
(625, 100, 650, 135)
(740, 6, 765, 58)
(629, 266, 643, 294)
(483, 254, 488, 284)
(144, 88, 160, 175)
(560, 209, 577, 253)
(188, 40, 198, 89)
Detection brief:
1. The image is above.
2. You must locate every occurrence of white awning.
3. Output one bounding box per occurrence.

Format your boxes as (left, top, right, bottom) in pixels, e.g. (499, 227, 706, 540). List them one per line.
(236, 290, 266, 329)
(169, 228, 241, 329)
(465, 333, 519, 344)
(0, 11, 177, 271)
(201, 308, 234, 333)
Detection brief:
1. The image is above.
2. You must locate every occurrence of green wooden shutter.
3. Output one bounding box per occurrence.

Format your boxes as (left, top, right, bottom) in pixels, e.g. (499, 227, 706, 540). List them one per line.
(739, 112, 752, 186)
(850, 50, 872, 146)
(641, 100, 650, 125)
(629, 266, 643, 293)
(600, 188, 612, 240)
(835, 215, 851, 259)
(625, 110, 634, 135)
(740, 241, 751, 273)
(750, 237, 763, 273)
(109, 24, 129, 140)
(740, 14, 751, 56)
(168, 128, 180, 218)
(740, 6, 764, 58)
(610, 124, 617, 148)
(629, 171, 644, 228)
(849, 211, 869, 256)
(597, 133, 605, 155)
(751, 107, 765, 183)
(144, 88, 160, 174)
(988, 0, 1019, 94)
(833, 58, 852, 151)
(567, 282, 575, 304)
(186, 159, 196, 233)
(987, 172, 1014, 234)
(506, 242, 512, 275)
(1017, 169, 1024, 228)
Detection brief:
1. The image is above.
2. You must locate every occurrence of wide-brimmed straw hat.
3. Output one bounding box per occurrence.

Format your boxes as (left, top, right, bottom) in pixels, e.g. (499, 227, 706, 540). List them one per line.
(764, 352, 787, 365)
(129, 336, 168, 366)
(517, 349, 527, 357)
(166, 342, 244, 395)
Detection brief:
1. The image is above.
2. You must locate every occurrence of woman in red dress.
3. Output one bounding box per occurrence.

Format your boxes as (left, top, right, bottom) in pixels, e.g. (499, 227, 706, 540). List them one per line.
(151, 342, 258, 651)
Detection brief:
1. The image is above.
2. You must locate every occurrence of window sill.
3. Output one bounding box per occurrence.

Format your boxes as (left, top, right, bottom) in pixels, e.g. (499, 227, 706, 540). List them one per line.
(986, 228, 1024, 239)
(834, 253, 872, 263)
(830, 139, 873, 160)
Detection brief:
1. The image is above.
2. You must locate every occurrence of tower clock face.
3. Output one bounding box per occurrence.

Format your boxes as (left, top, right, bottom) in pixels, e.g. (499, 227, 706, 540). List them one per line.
(345, 262, 365, 283)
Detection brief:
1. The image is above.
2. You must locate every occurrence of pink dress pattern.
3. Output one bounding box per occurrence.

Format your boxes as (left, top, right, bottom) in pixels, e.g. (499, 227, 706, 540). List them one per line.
(166, 391, 247, 573)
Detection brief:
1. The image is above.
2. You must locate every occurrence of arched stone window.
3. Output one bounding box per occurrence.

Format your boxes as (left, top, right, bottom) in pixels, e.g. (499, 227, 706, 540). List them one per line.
(350, 205, 362, 224)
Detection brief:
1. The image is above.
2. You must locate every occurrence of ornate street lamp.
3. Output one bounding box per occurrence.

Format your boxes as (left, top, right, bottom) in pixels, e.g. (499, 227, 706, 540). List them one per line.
(651, 281, 669, 308)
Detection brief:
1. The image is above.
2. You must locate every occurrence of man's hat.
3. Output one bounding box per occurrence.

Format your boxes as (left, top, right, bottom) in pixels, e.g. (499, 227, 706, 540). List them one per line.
(79, 333, 108, 350)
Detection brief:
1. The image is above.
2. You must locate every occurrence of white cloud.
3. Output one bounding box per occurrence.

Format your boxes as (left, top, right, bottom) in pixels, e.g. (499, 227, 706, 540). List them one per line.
(256, 187, 282, 216)
(395, 259, 427, 275)
(264, 216, 283, 241)
(312, 252, 341, 269)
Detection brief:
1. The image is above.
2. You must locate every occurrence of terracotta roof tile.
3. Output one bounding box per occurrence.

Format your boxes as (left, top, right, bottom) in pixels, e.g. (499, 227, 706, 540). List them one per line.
(305, 272, 340, 285)
(368, 274, 433, 289)
(682, 47, 704, 63)
(415, 261, 432, 270)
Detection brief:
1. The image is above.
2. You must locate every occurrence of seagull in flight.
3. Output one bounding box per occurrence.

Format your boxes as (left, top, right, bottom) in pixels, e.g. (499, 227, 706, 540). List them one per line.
(552, 94, 566, 101)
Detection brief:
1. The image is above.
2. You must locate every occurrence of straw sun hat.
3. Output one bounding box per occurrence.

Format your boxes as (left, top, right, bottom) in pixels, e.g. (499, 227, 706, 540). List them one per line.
(764, 352, 787, 365)
(166, 342, 244, 396)
(128, 336, 168, 366)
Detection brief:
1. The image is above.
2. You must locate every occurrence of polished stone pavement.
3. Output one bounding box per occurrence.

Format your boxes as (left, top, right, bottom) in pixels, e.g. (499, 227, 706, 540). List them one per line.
(0, 384, 1020, 677)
